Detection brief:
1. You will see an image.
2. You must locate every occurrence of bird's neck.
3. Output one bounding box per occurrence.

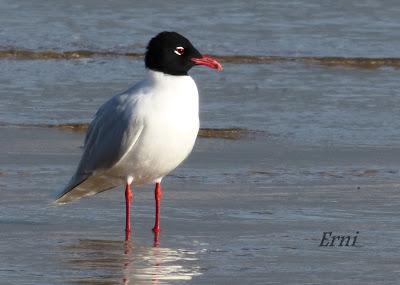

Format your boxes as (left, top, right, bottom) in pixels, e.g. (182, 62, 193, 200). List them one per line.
(147, 69, 189, 81)
(145, 70, 198, 104)
(146, 70, 196, 89)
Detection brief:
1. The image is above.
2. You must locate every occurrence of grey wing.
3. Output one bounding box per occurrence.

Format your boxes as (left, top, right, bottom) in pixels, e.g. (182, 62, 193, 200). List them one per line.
(55, 94, 144, 203)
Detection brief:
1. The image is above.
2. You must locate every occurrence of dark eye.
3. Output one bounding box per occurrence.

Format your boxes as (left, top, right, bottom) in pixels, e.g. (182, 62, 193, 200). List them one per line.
(174, 46, 185, 56)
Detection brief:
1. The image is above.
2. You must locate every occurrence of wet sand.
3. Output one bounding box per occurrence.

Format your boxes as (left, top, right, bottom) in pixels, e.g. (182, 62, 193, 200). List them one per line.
(1, 126, 400, 284)
(0, 123, 259, 140)
(3, 48, 400, 68)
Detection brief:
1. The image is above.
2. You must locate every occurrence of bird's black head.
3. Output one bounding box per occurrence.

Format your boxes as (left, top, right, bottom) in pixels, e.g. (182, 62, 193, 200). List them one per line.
(145, 31, 222, 76)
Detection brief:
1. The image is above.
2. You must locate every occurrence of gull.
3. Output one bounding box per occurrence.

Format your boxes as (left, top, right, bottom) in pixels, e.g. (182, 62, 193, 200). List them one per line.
(55, 31, 222, 241)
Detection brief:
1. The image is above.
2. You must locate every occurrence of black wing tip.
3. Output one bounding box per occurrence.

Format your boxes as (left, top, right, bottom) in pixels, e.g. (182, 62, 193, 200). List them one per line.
(54, 175, 89, 204)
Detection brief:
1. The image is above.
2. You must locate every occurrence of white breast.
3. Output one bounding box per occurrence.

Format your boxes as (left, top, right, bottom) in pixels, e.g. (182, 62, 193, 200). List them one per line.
(114, 71, 200, 184)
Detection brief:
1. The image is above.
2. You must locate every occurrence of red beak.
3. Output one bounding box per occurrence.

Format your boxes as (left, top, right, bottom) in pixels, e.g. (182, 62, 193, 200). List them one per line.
(191, 55, 223, 71)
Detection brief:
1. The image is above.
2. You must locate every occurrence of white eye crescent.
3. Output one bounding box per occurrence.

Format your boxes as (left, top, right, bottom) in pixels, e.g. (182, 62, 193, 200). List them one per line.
(174, 46, 185, 56)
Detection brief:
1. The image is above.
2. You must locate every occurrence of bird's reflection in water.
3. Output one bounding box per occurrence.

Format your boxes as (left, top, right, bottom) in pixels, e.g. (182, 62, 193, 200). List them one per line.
(62, 236, 201, 285)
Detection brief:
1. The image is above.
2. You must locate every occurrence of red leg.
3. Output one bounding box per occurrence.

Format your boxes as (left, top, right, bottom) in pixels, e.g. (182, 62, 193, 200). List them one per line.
(125, 183, 133, 241)
(152, 182, 162, 233)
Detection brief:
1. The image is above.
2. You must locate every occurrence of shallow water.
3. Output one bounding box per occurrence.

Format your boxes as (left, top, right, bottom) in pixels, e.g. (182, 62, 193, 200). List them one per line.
(2, 127, 400, 284)
(1, 0, 400, 284)
(2, 0, 400, 57)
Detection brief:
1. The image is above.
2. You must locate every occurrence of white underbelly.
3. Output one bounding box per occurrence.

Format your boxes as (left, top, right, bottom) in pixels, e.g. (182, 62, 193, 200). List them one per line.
(112, 114, 199, 185)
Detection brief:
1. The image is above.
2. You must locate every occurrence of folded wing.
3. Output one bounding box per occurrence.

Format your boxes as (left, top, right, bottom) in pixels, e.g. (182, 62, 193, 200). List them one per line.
(56, 91, 144, 203)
